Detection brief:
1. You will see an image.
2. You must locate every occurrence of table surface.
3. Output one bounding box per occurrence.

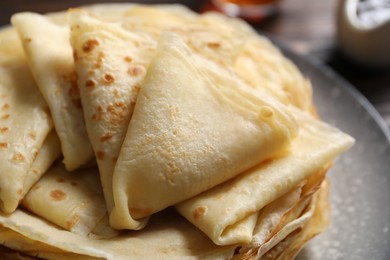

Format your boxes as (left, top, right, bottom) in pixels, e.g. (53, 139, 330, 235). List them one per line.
(1, 0, 390, 130)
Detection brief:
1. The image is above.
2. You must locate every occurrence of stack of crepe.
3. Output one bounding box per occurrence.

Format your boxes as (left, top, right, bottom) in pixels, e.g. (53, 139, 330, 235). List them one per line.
(0, 3, 354, 259)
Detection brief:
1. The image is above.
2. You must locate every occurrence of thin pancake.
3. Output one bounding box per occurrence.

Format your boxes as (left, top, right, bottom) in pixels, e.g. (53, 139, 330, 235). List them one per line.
(110, 32, 298, 230)
(11, 12, 94, 171)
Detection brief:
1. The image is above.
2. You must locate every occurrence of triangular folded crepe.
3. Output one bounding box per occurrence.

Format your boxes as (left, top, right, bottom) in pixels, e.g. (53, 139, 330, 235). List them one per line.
(110, 33, 298, 230)
(0, 28, 60, 213)
(176, 108, 354, 246)
(22, 163, 117, 237)
(69, 10, 156, 213)
(11, 12, 94, 171)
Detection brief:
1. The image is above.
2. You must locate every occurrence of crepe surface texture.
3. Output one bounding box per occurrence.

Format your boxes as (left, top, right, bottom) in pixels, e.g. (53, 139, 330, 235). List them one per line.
(0, 3, 355, 260)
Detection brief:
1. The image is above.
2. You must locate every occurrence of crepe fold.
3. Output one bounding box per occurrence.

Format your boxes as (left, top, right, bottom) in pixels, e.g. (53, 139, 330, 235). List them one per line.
(0, 27, 61, 213)
(11, 12, 94, 171)
(110, 33, 298, 229)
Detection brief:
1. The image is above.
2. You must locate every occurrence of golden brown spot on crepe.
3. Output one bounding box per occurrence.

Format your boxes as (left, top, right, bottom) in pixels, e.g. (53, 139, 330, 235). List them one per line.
(96, 150, 105, 160)
(85, 79, 96, 89)
(24, 37, 32, 43)
(1, 114, 10, 120)
(100, 132, 113, 142)
(17, 188, 23, 195)
(103, 72, 115, 85)
(82, 39, 99, 53)
(193, 206, 207, 220)
(2, 103, 9, 110)
(127, 66, 145, 77)
(63, 71, 82, 109)
(66, 214, 81, 229)
(12, 153, 25, 162)
(0, 127, 8, 134)
(259, 106, 274, 119)
(0, 142, 9, 148)
(130, 208, 153, 218)
(112, 156, 118, 163)
(133, 84, 141, 94)
(71, 181, 78, 186)
(107, 101, 129, 126)
(56, 178, 66, 183)
(91, 106, 104, 121)
(94, 51, 105, 69)
(31, 168, 40, 175)
(124, 56, 133, 62)
(207, 42, 221, 49)
(50, 189, 66, 201)
(113, 89, 120, 98)
(29, 131, 37, 140)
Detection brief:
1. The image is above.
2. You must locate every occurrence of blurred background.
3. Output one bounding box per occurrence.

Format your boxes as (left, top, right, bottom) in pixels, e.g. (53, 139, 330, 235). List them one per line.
(0, 0, 389, 128)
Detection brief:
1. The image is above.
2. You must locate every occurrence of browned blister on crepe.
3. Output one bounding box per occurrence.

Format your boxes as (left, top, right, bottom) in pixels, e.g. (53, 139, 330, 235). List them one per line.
(0, 27, 60, 213)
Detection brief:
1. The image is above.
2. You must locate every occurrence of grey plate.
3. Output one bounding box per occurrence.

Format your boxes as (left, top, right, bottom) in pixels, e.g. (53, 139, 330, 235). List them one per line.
(280, 48, 390, 259)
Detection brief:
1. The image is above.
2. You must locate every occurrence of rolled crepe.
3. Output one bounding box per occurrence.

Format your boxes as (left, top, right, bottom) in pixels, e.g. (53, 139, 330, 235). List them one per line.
(0, 27, 59, 213)
(11, 12, 94, 171)
(176, 108, 354, 245)
(69, 10, 156, 214)
(110, 33, 298, 230)
(22, 163, 117, 238)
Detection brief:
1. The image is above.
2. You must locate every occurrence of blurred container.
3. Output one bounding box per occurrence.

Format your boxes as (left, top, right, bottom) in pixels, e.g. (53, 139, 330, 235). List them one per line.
(337, 0, 390, 68)
(211, 0, 281, 22)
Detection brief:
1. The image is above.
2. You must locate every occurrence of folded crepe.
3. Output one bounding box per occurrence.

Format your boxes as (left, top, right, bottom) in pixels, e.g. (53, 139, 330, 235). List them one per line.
(21, 163, 117, 238)
(0, 27, 61, 213)
(69, 10, 156, 214)
(0, 3, 355, 259)
(176, 107, 353, 246)
(110, 33, 298, 230)
(11, 12, 94, 171)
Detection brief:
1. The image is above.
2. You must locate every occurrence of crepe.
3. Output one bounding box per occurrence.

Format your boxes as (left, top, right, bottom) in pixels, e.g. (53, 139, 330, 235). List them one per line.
(176, 107, 353, 246)
(11, 12, 94, 171)
(110, 32, 298, 230)
(21, 163, 116, 238)
(0, 3, 355, 259)
(0, 178, 330, 260)
(69, 10, 156, 213)
(234, 36, 313, 112)
(0, 27, 60, 213)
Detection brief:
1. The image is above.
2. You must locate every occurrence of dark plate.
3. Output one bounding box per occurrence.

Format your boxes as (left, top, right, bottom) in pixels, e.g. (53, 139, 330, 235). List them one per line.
(279, 46, 390, 259)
